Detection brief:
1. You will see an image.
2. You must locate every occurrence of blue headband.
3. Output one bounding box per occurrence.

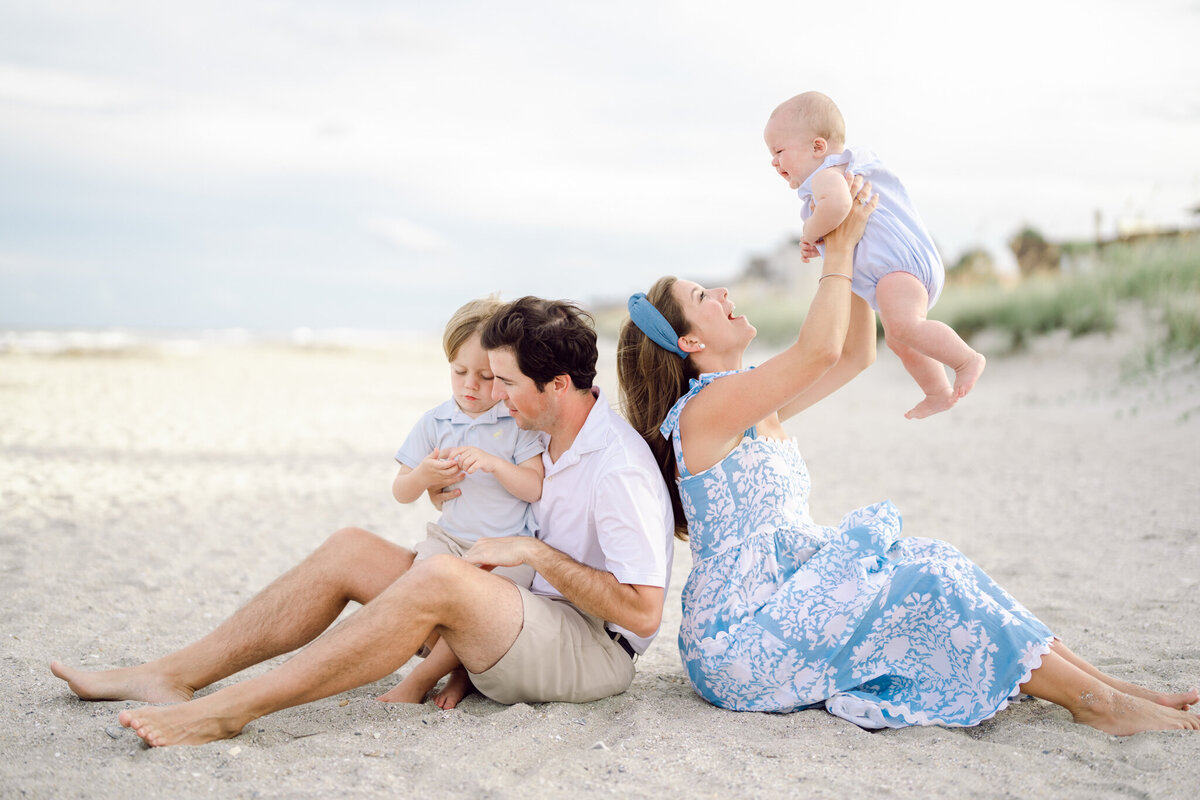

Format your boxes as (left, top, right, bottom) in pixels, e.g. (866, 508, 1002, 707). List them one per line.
(628, 292, 688, 359)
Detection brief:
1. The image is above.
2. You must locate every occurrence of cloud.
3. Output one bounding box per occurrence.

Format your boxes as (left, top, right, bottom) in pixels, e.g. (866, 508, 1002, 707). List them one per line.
(2, 1, 1198, 329)
(0, 63, 143, 112)
(365, 217, 448, 252)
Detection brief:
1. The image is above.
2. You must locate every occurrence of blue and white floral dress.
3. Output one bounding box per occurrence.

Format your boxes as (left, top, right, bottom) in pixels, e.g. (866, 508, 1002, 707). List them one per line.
(662, 370, 1055, 728)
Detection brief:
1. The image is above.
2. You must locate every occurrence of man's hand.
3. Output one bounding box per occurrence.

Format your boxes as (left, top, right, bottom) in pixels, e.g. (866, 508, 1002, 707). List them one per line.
(461, 536, 541, 570)
(426, 472, 464, 511)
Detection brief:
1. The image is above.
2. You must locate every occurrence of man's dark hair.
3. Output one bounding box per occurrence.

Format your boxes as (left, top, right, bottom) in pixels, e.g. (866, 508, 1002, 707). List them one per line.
(481, 296, 597, 391)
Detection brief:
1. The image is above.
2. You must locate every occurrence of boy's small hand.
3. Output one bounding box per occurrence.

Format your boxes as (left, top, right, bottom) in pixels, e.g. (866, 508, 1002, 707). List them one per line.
(416, 448, 465, 486)
(448, 446, 497, 475)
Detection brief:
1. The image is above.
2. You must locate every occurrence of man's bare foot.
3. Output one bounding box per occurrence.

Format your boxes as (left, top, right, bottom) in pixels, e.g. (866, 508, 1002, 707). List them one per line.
(433, 669, 474, 710)
(1071, 688, 1200, 736)
(118, 697, 247, 747)
(904, 389, 956, 419)
(377, 674, 435, 704)
(953, 352, 985, 399)
(50, 661, 194, 705)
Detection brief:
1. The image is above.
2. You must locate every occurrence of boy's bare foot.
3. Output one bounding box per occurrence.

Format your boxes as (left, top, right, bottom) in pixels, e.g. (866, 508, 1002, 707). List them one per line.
(377, 674, 434, 704)
(118, 697, 247, 747)
(904, 389, 956, 419)
(433, 669, 474, 710)
(953, 352, 986, 399)
(50, 661, 194, 705)
(1070, 688, 1200, 736)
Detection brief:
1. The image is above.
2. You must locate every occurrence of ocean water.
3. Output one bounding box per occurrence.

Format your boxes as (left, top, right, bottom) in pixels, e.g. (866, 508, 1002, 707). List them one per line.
(0, 327, 436, 357)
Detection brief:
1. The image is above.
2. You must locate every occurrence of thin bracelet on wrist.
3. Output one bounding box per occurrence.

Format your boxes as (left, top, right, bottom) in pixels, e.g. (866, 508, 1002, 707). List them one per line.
(819, 273, 852, 282)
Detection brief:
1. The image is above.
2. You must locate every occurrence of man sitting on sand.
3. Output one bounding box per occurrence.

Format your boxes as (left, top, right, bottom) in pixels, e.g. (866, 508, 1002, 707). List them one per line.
(50, 296, 675, 747)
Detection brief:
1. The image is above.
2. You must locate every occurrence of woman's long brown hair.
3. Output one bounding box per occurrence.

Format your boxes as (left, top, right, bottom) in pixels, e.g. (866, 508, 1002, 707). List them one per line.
(616, 276, 698, 540)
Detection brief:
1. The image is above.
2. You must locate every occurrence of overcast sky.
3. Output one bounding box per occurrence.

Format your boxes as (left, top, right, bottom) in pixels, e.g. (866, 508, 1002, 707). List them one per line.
(2, 0, 1198, 332)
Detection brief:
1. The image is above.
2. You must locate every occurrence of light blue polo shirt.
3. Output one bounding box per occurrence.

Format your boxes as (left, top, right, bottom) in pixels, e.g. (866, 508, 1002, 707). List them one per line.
(396, 398, 545, 541)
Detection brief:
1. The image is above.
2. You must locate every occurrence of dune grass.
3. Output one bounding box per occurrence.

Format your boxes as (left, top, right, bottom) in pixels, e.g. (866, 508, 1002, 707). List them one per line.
(931, 237, 1200, 360)
(599, 237, 1200, 367)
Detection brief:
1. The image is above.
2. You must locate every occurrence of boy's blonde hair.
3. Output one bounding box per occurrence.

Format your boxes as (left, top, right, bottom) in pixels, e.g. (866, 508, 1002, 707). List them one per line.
(774, 91, 845, 150)
(443, 295, 504, 361)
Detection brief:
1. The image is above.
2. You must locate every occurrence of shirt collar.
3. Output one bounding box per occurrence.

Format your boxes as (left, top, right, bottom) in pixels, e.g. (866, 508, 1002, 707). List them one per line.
(545, 387, 611, 474)
(432, 397, 511, 426)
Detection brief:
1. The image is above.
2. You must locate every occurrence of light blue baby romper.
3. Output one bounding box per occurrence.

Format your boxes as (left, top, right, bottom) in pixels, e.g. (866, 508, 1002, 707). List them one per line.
(662, 370, 1055, 728)
(798, 147, 944, 312)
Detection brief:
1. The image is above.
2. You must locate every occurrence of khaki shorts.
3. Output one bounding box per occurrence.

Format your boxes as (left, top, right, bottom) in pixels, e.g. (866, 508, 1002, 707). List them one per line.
(468, 585, 636, 705)
(413, 522, 535, 589)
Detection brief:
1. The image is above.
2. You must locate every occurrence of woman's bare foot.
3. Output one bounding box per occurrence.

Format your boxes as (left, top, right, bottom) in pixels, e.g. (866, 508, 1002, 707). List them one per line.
(1070, 689, 1200, 736)
(50, 661, 194, 705)
(118, 696, 248, 747)
(953, 352, 985, 399)
(904, 388, 956, 419)
(433, 669, 474, 710)
(1097, 677, 1198, 711)
(377, 673, 436, 704)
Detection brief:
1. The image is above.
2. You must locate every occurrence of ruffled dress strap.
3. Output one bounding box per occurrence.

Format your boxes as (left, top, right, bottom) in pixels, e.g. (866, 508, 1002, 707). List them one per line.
(659, 368, 755, 479)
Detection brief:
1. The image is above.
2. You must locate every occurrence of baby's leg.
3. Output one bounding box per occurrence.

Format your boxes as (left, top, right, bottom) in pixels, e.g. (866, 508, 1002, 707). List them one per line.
(876, 272, 985, 418)
(377, 637, 460, 704)
(884, 337, 955, 419)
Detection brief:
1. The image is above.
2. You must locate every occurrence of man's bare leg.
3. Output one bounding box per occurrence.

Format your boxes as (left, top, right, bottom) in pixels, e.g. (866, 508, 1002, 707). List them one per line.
(1020, 643, 1200, 736)
(118, 555, 523, 746)
(51, 528, 414, 704)
(1052, 640, 1198, 710)
(377, 637, 460, 704)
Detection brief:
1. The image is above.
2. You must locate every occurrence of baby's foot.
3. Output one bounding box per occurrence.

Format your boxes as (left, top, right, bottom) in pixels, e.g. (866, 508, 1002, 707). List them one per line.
(953, 352, 986, 399)
(433, 669, 474, 710)
(905, 389, 956, 419)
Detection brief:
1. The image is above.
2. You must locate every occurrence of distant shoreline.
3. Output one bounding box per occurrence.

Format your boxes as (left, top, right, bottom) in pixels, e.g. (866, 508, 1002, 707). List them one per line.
(0, 327, 440, 357)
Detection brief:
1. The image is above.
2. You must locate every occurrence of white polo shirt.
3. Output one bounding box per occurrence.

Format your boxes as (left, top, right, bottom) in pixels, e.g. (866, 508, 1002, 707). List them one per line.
(531, 387, 675, 654)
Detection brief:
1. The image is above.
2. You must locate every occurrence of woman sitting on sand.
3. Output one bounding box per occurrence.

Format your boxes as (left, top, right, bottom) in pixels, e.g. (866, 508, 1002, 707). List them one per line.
(616, 175, 1199, 735)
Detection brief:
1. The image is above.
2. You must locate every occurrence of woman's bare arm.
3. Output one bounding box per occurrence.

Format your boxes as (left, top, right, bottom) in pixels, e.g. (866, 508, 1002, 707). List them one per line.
(778, 292, 876, 422)
(678, 179, 878, 471)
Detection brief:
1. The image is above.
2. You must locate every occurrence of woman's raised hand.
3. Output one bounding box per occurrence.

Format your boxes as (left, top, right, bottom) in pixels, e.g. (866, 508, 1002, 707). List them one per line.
(823, 175, 877, 256)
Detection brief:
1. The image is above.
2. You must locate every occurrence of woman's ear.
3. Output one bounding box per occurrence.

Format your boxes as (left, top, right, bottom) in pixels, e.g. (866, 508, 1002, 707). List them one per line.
(677, 337, 706, 356)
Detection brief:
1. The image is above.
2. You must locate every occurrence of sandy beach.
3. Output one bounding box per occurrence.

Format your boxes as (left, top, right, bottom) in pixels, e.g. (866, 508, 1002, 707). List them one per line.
(2, 321, 1198, 799)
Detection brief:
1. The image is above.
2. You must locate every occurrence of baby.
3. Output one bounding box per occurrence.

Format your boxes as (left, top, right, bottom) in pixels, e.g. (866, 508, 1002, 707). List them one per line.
(378, 296, 545, 709)
(764, 91, 985, 418)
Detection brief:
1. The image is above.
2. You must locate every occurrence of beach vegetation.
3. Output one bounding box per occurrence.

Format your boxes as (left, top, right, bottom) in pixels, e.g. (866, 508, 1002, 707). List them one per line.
(931, 235, 1200, 360)
(596, 234, 1199, 366)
